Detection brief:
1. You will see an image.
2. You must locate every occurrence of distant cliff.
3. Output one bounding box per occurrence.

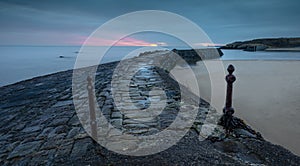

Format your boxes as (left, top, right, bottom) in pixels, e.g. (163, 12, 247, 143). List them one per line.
(221, 37, 300, 50)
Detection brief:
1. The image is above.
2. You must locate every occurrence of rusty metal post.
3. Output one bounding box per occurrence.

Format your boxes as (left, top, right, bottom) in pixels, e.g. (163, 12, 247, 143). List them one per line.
(87, 76, 97, 140)
(223, 64, 236, 114)
(219, 64, 236, 134)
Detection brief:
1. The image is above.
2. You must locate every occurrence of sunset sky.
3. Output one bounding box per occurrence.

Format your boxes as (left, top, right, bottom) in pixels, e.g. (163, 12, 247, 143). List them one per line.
(0, 0, 299, 46)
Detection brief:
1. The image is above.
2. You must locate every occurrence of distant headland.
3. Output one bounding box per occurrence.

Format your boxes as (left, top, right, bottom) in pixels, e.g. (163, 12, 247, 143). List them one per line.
(220, 37, 300, 52)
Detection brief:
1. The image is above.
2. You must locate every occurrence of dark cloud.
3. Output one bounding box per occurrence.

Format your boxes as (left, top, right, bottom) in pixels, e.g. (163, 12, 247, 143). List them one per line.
(0, 0, 299, 45)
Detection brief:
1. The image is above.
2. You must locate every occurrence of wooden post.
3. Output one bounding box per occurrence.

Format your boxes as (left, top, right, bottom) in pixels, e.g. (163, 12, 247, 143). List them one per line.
(87, 76, 97, 140)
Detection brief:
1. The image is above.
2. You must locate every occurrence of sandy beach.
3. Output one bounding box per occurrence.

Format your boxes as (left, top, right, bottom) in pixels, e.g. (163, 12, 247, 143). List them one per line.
(172, 60, 300, 155)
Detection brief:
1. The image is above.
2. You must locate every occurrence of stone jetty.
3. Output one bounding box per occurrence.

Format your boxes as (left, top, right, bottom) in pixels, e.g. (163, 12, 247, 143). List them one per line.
(172, 48, 223, 64)
(0, 51, 300, 165)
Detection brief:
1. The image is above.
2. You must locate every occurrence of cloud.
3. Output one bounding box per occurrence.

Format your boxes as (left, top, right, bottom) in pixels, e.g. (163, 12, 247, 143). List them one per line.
(0, 0, 300, 45)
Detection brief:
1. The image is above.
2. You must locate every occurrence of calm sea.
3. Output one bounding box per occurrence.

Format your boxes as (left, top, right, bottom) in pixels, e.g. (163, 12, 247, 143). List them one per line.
(1, 46, 300, 87)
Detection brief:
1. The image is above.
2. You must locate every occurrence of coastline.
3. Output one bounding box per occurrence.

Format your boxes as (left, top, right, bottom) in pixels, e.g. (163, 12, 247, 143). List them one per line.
(221, 37, 300, 50)
(220, 48, 300, 52)
(1, 52, 300, 165)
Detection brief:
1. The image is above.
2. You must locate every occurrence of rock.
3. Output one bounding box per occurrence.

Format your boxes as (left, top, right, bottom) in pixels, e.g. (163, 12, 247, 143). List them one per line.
(197, 123, 217, 139)
(21, 125, 42, 133)
(111, 111, 122, 119)
(111, 119, 123, 128)
(13, 123, 26, 131)
(124, 123, 149, 129)
(55, 140, 74, 158)
(7, 141, 42, 159)
(106, 140, 138, 152)
(234, 129, 257, 138)
(50, 125, 68, 135)
(125, 129, 148, 135)
(123, 119, 140, 125)
(67, 127, 81, 139)
(213, 139, 240, 153)
(101, 105, 113, 115)
(0, 134, 13, 142)
(48, 118, 69, 126)
(68, 115, 81, 126)
(52, 100, 73, 108)
(40, 133, 65, 150)
(37, 127, 55, 139)
(70, 138, 92, 158)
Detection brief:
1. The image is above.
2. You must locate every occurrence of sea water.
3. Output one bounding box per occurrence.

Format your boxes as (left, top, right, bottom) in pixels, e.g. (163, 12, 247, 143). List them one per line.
(0, 46, 141, 86)
(1, 46, 300, 87)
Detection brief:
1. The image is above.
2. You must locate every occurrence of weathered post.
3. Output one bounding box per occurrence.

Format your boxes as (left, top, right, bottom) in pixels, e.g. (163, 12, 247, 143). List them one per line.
(87, 76, 97, 140)
(220, 64, 236, 134)
(224, 64, 236, 114)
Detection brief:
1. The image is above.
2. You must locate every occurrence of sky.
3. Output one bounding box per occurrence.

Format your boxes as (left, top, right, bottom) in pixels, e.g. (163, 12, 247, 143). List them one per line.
(0, 0, 299, 46)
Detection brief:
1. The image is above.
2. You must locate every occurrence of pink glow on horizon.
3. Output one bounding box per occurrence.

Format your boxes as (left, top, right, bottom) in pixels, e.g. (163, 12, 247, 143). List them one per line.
(69, 35, 159, 46)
